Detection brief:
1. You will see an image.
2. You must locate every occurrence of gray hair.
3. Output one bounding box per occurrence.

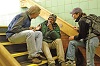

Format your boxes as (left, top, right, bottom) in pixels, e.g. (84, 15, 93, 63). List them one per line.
(27, 5, 41, 15)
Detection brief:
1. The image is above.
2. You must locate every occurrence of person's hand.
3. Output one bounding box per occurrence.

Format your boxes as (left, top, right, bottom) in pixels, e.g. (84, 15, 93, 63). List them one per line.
(32, 27, 36, 31)
(32, 25, 41, 31)
(29, 27, 34, 30)
(47, 21, 53, 30)
(69, 36, 74, 41)
(29, 27, 36, 31)
(35, 25, 41, 30)
(73, 26, 79, 31)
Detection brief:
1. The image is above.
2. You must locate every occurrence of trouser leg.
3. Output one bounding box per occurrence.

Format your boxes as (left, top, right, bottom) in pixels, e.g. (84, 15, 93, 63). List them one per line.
(8, 30, 43, 57)
(86, 37, 99, 66)
(53, 39, 65, 62)
(66, 40, 85, 61)
(42, 41, 55, 64)
(34, 31, 43, 52)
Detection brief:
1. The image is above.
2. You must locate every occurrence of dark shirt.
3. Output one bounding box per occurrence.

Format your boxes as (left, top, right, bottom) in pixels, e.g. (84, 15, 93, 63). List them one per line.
(74, 15, 89, 40)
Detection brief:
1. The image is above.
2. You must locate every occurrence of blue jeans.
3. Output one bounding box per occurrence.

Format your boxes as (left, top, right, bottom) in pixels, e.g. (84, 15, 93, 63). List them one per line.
(66, 37, 99, 66)
(8, 30, 43, 58)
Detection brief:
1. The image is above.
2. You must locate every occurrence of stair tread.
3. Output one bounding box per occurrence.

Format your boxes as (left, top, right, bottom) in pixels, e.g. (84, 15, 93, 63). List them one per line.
(0, 33, 6, 35)
(20, 56, 57, 66)
(12, 51, 57, 66)
(27, 56, 57, 66)
(12, 51, 28, 57)
(0, 42, 25, 45)
(0, 26, 8, 28)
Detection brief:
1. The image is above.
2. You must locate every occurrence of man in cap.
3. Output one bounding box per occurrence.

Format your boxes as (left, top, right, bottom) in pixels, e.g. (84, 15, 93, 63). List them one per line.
(66, 7, 99, 66)
(6, 5, 46, 64)
(37, 14, 66, 66)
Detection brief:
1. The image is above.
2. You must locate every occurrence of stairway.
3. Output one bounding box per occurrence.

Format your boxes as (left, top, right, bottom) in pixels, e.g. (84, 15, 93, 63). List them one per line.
(0, 26, 57, 66)
(0, 0, 100, 65)
(22, 0, 100, 58)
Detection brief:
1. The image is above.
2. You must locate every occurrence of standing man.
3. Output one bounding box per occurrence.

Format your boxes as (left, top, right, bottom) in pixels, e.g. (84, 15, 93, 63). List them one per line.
(66, 7, 99, 66)
(6, 5, 45, 64)
(37, 14, 66, 66)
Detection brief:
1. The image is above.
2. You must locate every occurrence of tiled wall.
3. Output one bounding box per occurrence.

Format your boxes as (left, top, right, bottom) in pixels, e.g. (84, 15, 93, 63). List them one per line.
(0, 0, 100, 27)
(34, 0, 100, 26)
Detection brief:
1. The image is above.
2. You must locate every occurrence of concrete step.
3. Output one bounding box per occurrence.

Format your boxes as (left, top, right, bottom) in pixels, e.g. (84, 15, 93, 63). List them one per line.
(20, 56, 57, 66)
(0, 42, 27, 53)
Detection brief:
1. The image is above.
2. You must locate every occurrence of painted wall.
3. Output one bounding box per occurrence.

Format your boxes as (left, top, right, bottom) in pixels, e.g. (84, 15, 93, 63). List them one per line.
(0, 0, 45, 27)
(0, 0, 21, 26)
(0, 0, 100, 27)
(34, 0, 100, 26)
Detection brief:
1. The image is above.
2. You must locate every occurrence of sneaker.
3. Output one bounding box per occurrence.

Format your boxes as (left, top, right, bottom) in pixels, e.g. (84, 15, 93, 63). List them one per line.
(66, 60, 76, 66)
(48, 63, 56, 66)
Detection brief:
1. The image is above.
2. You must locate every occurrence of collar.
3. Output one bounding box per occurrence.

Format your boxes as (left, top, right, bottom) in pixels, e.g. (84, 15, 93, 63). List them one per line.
(75, 15, 82, 22)
(26, 11, 31, 21)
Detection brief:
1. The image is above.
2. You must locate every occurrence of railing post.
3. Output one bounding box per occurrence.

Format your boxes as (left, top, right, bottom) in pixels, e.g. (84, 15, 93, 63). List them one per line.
(0, 44, 21, 66)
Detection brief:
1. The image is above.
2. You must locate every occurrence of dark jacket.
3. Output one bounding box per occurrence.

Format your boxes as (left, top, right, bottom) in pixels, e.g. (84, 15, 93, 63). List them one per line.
(6, 12, 31, 38)
(40, 20, 61, 43)
(74, 15, 96, 40)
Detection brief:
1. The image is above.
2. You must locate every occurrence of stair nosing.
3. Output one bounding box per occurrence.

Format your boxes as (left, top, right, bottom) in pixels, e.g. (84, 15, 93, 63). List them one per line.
(0, 42, 25, 45)
(11, 51, 58, 66)
(11, 51, 28, 57)
(0, 33, 6, 35)
(27, 56, 57, 66)
(0, 26, 8, 28)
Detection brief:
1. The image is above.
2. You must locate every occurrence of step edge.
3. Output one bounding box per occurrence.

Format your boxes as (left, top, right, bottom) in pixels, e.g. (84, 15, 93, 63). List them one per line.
(0, 42, 25, 45)
(12, 51, 28, 57)
(0, 33, 6, 35)
(27, 56, 57, 66)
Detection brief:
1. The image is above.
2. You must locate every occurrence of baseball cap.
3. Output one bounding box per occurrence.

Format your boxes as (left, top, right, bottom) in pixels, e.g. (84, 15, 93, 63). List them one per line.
(70, 7, 83, 15)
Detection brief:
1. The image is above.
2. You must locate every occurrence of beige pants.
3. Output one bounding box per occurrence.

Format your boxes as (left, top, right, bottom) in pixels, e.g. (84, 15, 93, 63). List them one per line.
(42, 39, 65, 64)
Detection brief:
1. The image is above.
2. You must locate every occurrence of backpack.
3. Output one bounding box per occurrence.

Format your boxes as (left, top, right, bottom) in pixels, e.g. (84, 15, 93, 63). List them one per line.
(85, 14, 100, 36)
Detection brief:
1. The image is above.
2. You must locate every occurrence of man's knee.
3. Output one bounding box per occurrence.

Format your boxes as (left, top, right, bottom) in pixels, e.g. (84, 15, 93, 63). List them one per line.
(54, 39, 63, 47)
(42, 41, 48, 47)
(54, 39, 62, 43)
(36, 31, 42, 35)
(69, 40, 76, 44)
(27, 30, 34, 34)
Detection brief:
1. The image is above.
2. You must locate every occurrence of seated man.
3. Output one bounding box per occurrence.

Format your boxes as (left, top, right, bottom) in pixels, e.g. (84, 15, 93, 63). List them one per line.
(66, 8, 99, 66)
(37, 14, 66, 66)
(6, 5, 46, 64)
